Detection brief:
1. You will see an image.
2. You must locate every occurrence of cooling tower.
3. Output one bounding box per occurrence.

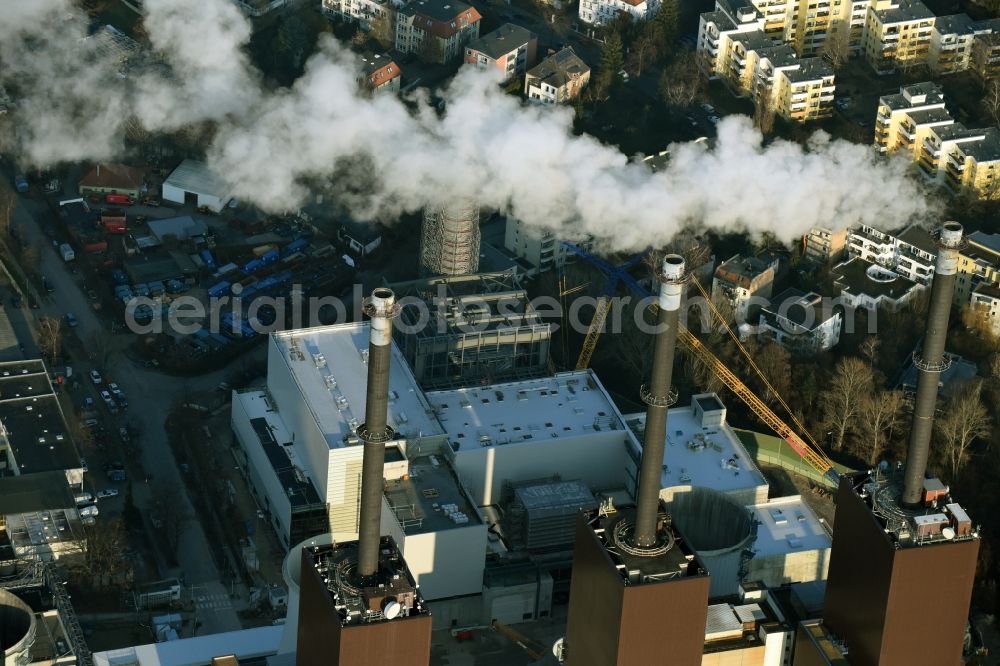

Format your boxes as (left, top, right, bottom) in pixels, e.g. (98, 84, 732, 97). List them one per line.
(419, 201, 481, 276)
(1, 589, 36, 666)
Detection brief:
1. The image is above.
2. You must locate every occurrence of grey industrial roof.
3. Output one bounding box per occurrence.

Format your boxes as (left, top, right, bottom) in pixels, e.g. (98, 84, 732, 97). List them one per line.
(147, 215, 207, 242)
(0, 362, 80, 475)
(0, 471, 75, 514)
(930, 123, 986, 143)
(163, 159, 230, 198)
(527, 47, 589, 88)
(730, 29, 777, 51)
(757, 44, 798, 68)
(466, 23, 534, 60)
(383, 454, 480, 535)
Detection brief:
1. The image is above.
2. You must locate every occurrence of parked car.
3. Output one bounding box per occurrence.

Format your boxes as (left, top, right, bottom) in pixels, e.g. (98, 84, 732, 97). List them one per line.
(42, 277, 54, 293)
(108, 382, 124, 399)
(701, 103, 716, 114)
(86, 289, 98, 301)
(100, 390, 117, 412)
(65, 313, 77, 328)
(89, 369, 102, 385)
(96, 489, 119, 500)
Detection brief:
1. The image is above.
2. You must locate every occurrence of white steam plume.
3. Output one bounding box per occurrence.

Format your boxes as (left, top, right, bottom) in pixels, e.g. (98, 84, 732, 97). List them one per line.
(0, 0, 936, 252)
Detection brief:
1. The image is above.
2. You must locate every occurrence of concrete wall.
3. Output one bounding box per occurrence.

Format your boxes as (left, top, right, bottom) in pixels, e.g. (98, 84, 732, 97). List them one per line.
(231, 393, 292, 543)
(452, 432, 629, 506)
(747, 548, 830, 588)
(402, 524, 488, 601)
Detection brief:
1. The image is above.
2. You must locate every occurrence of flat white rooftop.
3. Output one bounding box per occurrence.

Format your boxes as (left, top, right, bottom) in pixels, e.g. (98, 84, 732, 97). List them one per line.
(625, 401, 768, 496)
(749, 495, 831, 557)
(272, 324, 444, 448)
(427, 371, 635, 448)
(92, 626, 281, 666)
(163, 158, 231, 198)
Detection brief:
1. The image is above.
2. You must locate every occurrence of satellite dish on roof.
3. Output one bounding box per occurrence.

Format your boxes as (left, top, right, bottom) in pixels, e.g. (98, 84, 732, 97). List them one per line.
(383, 600, 401, 619)
(553, 638, 565, 662)
(942, 527, 956, 540)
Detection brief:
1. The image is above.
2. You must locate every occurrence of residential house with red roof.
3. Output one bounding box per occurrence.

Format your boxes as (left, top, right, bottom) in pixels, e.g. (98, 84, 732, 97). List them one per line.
(396, 0, 482, 63)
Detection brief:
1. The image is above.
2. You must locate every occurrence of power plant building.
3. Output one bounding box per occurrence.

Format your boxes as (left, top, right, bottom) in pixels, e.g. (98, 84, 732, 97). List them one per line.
(388, 270, 551, 389)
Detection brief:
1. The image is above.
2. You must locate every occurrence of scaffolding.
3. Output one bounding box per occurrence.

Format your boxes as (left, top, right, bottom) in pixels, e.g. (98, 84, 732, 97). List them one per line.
(420, 201, 481, 276)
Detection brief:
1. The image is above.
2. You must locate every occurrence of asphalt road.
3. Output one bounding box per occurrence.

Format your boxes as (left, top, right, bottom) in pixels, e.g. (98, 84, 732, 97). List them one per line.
(8, 191, 245, 635)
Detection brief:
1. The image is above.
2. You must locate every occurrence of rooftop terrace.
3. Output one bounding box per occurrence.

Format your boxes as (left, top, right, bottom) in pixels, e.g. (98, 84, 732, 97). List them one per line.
(831, 257, 922, 301)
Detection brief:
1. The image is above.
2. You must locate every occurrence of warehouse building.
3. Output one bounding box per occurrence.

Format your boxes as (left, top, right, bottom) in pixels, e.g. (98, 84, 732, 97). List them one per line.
(162, 159, 232, 213)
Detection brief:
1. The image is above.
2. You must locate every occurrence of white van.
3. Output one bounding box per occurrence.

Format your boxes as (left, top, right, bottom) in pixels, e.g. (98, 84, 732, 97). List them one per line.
(74, 493, 93, 505)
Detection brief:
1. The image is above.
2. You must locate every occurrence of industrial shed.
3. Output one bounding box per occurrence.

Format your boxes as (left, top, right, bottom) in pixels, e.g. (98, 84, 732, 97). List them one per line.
(161, 159, 232, 212)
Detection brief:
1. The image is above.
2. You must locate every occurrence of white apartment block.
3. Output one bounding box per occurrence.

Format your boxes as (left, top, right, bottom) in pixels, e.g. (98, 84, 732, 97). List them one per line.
(861, 0, 934, 74)
(579, 0, 661, 26)
(698, 2, 834, 121)
(876, 83, 1000, 199)
(758, 289, 843, 353)
(503, 217, 572, 272)
(322, 0, 402, 27)
(524, 47, 591, 104)
(846, 224, 937, 284)
(970, 283, 1000, 336)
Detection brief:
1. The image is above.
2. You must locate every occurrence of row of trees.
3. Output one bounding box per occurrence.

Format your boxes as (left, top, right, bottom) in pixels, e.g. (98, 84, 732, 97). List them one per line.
(592, 0, 681, 99)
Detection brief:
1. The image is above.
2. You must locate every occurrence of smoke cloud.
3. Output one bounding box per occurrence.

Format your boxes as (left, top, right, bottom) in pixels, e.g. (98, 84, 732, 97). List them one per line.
(0, 0, 936, 251)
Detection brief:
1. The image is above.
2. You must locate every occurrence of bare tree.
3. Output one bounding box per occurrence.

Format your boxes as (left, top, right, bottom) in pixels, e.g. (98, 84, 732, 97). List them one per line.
(819, 28, 851, 70)
(982, 78, 1000, 128)
(628, 31, 659, 78)
(659, 51, 703, 109)
(154, 479, 192, 558)
(754, 95, 777, 135)
(752, 341, 792, 404)
(859, 335, 881, 370)
(37, 316, 63, 363)
(858, 390, 904, 465)
(369, 11, 395, 51)
(75, 518, 132, 589)
(936, 380, 992, 478)
(822, 356, 875, 451)
(0, 181, 14, 238)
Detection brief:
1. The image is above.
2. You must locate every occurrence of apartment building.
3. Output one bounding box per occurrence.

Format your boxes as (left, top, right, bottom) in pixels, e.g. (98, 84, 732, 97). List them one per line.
(395, 0, 482, 63)
(359, 54, 401, 95)
(944, 129, 1000, 199)
(861, 0, 934, 74)
(712, 253, 780, 322)
(955, 232, 1000, 305)
(832, 257, 924, 311)
(524, 47, 591, 104)
(463, 23, 537, 83)
(970, 283, 1000, 335)
(503, 217, 573, 272)
(846, 224, 937, 284)
(972, 29, 1000, 79)
(579, 0, 661, 26)
(698, 6, 835, 122)
(758, 288, 843, 353)
(873, 82, 948, 156)
(322, 0, 402, 27)
(803, 227, 848, 264)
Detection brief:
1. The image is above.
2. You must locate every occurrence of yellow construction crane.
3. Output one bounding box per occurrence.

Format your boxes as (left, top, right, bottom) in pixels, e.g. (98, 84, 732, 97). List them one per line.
(560, 243, 839, 484)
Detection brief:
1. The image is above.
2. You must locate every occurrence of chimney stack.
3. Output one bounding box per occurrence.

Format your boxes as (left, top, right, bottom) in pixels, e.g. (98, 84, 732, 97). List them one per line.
(901, 222, 963, 507)
(356, 287, 398, 579)
(633, 255, 685, 548)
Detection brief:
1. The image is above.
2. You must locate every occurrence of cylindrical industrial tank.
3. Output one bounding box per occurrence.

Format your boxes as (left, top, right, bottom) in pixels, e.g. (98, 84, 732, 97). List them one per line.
(665, 486, 756, 599)
(1, 589, 36, 666)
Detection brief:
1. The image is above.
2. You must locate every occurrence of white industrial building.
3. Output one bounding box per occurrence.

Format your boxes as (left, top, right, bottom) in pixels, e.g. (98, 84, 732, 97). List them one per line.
(745, 495, 832, 588)
(161, 159, 232, 213)
(624, 393, 770, 507)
